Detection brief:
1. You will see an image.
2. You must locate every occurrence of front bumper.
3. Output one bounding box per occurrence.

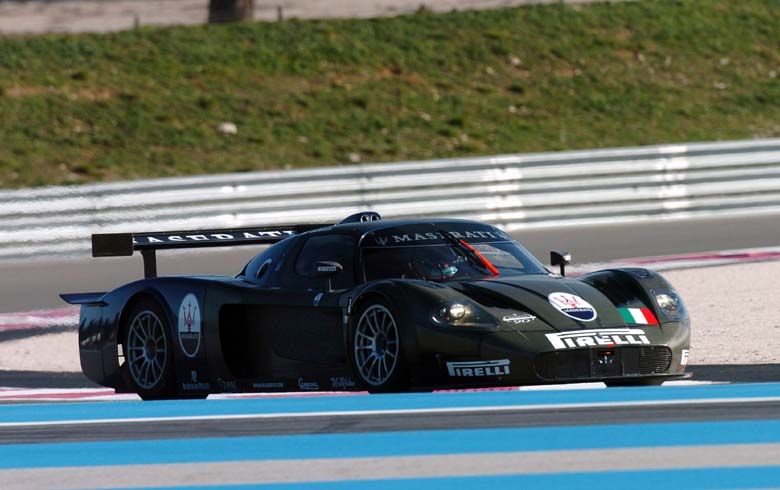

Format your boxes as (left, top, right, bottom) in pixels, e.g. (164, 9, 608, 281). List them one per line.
(413, 322, 690, 387)
(532, 345, 675, 381)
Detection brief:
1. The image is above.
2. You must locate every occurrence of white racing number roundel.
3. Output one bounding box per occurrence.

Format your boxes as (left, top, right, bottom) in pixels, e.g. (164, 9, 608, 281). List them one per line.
(177, 293, 201, 358)
(548, 292, 597, 322)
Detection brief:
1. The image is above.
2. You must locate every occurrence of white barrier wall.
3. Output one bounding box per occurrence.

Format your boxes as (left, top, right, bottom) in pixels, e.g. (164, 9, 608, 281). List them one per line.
(2, 138, 779, 260)
(0, 0, 621, 35)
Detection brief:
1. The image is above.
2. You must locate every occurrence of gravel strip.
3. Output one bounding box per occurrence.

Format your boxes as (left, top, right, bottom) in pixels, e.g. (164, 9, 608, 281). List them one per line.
(0, 331, 81, 372)
(664, 261, 780, 365)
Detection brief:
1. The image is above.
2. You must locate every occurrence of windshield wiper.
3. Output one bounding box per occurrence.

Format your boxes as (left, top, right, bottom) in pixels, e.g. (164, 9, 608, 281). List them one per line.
(440, 232, 500, 277)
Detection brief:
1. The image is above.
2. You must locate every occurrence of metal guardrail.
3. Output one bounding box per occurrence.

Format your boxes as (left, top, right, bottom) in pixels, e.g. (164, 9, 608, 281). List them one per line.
(2, 138, 780, 260)
(0, 0, 618, 36)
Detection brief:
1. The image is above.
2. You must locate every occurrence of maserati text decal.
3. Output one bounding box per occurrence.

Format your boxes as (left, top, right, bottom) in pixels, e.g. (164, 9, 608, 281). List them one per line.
(133, 230, 294, 245)
(373, 229, 510, 246)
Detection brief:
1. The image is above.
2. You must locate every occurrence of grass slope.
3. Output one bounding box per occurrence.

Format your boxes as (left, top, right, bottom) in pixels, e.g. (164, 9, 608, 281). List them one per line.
(0, 0, 778, 188)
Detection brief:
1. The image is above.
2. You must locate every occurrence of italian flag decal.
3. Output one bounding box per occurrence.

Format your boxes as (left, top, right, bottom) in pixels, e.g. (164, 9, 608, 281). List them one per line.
(618, 307, 658, 325)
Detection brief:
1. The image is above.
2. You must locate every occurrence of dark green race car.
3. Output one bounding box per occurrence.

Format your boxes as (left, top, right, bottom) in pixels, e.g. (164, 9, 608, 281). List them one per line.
(62, 212, 690, 399)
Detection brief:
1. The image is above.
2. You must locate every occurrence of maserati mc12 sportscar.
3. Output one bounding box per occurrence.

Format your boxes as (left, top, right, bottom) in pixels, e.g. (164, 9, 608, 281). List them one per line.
(61, 212, 691, 399)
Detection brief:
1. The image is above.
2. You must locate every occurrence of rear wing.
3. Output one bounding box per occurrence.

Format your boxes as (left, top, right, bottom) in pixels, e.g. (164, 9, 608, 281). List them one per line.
(90, 211, 382, 279)
(92, 224, 324, 279)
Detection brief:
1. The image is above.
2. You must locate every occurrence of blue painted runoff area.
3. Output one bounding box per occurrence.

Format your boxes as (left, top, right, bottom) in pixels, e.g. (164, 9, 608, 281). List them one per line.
(112, 467, 780, 490)
(2, 382, 780, 424)
(2, 420, 780, 469)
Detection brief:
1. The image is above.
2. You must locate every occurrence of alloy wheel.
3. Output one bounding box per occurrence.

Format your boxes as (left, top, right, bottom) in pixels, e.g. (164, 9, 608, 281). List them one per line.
(126, 310, 168, 390)
(354, 304, 400, 386)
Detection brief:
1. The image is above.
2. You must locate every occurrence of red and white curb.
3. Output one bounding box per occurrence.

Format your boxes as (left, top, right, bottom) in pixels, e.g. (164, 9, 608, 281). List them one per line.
(0, 307, 78, 333)
(0, 381, 716, 402)
(0, 387, 371, 402)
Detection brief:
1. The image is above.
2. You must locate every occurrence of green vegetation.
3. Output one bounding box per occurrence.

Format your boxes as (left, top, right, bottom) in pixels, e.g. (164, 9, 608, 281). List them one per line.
(0, 0, 778, 188)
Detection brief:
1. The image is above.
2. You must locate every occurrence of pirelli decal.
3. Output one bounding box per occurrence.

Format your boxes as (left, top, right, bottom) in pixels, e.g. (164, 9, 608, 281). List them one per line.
(545, 328, 650, 350)
(447, 359, 510, 377)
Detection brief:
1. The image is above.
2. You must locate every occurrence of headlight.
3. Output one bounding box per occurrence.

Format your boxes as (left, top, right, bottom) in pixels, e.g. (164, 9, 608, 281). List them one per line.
(652, 289, 687, 321)
(432, 303, 469, 324)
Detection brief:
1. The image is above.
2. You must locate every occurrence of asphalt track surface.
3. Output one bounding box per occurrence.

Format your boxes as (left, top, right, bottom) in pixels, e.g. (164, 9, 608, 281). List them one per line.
(2, 212, 779, 312)
(3, 398, 780, 445)
(2, 384, 780, 488)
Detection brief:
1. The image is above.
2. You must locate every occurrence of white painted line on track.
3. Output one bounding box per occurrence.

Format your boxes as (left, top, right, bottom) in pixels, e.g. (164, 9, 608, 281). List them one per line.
(0, 394, 776, 429)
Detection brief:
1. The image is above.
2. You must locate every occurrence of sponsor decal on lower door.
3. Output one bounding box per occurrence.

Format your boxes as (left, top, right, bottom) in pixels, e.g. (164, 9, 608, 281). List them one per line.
(181, 382, 210, 391)
(182, 369, 209, 391)
(217, 378, 238, 391)
(330, 377, 356, 389)
(681, 349, 690, 367)
(177, 293, 201, 358)
(251, 381, 285, 390)
(447, 359, 510, 377)
(298, 378, 319, 391)
(546, 328, 650, 350)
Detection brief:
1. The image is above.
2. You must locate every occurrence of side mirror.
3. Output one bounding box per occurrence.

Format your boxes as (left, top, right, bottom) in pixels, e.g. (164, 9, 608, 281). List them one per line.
(550, 250, 571, 277)
(312, 261, 343, 291)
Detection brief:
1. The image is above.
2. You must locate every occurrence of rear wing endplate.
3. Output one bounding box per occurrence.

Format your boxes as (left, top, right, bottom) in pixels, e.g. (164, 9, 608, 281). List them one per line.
(92, 224, 324, 279)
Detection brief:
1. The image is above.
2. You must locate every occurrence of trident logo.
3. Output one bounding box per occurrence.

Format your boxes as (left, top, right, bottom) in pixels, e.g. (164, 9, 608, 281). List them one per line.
(184, 302, 195, 332)
(556, 295, 581, 308)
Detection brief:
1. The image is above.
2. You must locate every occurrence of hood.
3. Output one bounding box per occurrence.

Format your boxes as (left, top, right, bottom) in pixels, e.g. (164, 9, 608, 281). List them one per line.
(450, 274, 625, 332)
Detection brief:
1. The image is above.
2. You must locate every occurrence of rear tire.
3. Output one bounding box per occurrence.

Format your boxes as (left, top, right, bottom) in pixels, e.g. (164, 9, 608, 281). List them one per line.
(350, 300, 408, 393)
(120, 299, 177, 400)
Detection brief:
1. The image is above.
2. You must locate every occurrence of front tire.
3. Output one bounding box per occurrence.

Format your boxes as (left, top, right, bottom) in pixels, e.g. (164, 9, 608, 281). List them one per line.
(120, 300, 176, 400)
(350, 300, 408, 393)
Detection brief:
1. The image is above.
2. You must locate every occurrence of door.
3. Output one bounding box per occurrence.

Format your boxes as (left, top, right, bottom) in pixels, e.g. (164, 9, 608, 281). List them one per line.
(267, 233, 357, 366)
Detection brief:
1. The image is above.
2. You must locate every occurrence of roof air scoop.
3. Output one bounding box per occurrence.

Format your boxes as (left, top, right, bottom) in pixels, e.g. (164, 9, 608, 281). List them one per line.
(340, 212, 381, 224)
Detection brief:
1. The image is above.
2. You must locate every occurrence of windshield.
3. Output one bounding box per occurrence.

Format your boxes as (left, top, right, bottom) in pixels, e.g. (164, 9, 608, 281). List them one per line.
(362, 240, 548, 282)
